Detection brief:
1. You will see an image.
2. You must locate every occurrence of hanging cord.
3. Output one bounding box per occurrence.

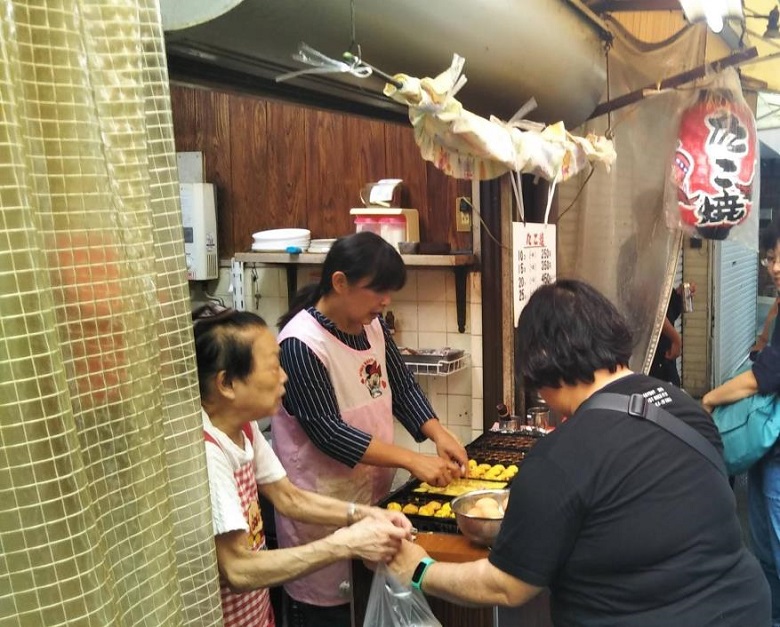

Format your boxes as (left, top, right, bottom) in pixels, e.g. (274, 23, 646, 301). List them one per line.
(275, 43, 374, 83)
(510, 171, 525, 223)
(605, 40, 614, 140)
(462, 194, 512, 251)
(349, 0, 358, 54)
(556, 165, 595, 223)
(341, 51, 403, 88)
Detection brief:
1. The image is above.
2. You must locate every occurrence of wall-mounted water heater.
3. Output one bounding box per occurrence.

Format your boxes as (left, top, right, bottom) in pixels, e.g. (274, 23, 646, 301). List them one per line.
(181, 182, 218, 281)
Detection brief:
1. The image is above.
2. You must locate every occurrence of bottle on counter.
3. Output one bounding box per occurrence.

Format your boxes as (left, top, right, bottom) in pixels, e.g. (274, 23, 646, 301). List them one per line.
(497, 403, 517, 433)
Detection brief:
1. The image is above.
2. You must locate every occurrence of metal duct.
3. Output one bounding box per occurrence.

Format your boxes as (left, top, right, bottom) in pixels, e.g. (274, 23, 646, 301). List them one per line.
(162, 0, 608, 127)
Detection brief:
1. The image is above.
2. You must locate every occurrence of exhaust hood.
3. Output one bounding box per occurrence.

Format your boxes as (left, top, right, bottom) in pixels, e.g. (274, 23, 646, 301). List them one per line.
(162, 0, 609, 128)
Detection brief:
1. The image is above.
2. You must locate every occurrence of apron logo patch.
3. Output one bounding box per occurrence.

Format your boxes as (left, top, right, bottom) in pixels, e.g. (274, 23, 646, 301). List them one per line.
(360, 358, 386, 398)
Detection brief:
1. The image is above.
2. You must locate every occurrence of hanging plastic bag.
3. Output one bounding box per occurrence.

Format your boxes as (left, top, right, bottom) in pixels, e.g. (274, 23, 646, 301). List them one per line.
(663, 67, 759, 248)
(363, 563, 442, 627)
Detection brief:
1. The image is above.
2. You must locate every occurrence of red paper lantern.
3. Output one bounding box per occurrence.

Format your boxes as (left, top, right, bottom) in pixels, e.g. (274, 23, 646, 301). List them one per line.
(672, 93, 757, 240)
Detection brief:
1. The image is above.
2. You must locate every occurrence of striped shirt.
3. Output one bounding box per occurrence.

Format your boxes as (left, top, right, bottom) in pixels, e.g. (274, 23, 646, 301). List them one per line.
(279, 307, 435, 467)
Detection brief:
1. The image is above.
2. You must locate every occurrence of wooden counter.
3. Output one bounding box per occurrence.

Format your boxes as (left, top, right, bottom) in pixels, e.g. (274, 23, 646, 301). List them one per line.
(352, 532, 553, 627)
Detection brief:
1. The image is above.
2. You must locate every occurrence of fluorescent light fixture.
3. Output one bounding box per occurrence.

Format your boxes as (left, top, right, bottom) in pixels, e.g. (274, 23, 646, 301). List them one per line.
(679, 0, 743, 32)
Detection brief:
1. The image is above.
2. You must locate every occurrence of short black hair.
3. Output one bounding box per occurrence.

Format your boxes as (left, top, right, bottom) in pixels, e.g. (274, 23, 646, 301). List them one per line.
(279, 231, 406, 329)
(192, 306, 268, 399)
(516, 279, 633, 389)
(760, 215, 780, 252)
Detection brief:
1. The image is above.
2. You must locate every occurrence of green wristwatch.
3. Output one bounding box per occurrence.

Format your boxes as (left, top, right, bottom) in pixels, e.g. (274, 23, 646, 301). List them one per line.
(411, 556, 436, 591)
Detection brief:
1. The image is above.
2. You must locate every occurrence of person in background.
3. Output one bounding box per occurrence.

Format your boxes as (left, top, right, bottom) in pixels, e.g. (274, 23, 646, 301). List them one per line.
(649, 281, 696, 387)
(702, 216, 780, 626)
(750, 295, 778, 362)
(193, 305, 412, 627)
(388, 279, 769, 627)
(273, 231, 468, 627)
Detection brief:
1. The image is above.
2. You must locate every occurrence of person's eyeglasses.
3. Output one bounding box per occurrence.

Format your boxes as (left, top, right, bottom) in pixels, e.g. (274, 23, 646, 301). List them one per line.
(761, 256, 778, 269)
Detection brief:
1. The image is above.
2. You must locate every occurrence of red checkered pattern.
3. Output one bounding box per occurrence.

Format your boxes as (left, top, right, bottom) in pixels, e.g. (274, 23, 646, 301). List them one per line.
(207, 426, 275, 627)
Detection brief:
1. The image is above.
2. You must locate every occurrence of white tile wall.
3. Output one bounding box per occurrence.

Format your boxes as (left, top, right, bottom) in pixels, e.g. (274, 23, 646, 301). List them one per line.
(389, 268, 483, 452)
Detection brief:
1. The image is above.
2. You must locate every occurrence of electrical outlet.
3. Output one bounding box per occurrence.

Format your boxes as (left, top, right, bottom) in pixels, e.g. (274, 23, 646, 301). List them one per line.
(456, 196, 472, 232)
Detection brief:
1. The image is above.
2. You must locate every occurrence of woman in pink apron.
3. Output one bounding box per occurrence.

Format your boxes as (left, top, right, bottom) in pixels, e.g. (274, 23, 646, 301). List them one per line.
(273, 232, 468, 627)
(193, 304, 413, 627)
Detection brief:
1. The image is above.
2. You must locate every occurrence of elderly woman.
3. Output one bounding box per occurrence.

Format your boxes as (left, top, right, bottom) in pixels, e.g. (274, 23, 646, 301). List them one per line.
(388, 279, 769, 627)
(193, 305, 412, 627)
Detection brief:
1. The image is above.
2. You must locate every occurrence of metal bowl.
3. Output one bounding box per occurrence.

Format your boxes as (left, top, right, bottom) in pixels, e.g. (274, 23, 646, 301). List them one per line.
(451, 488, 509, 547)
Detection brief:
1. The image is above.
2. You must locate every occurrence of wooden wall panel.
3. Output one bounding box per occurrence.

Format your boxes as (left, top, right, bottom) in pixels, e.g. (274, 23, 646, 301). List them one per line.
(305, 108, 350, 238)
(170, 86, 196, 150)
(384, 122, 428, 218)
(229, 96, 267, 254)
(265, 101, 307, 232)
(169, 83, 471, 254)
(345, 115, 387, 209)
(206, 92, 233, 256)
(426, 163, 472, 250)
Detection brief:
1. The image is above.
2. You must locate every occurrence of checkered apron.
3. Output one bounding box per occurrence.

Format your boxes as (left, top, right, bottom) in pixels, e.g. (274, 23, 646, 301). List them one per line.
(206, 426, 274, 627)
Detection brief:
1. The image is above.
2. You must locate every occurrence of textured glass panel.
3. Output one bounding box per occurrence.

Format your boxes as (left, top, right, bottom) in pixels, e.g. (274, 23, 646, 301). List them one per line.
(0, 1, 219, 625)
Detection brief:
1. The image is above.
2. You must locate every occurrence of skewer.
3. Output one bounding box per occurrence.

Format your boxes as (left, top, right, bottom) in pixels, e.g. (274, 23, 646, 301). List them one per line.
(343, 51, 404, 88)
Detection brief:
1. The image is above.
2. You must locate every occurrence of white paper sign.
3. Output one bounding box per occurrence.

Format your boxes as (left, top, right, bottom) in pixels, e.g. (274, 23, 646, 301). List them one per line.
(368, 178, 403, 204)
(512, 222, 557, 327)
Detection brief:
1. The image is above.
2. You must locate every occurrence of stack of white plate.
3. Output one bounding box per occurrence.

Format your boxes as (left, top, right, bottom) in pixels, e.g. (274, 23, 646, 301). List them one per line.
(251, 228, 311, 252)
(308, 238, 337, 253)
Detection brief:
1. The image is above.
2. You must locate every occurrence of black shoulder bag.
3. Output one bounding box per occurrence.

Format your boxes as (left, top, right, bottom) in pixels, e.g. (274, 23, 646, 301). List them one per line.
(577, 393, 727, 478)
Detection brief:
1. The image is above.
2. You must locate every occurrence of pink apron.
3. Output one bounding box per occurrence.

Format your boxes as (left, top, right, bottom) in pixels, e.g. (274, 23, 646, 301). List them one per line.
(272, 311, 395, 607)
(205, 425, 274, 627)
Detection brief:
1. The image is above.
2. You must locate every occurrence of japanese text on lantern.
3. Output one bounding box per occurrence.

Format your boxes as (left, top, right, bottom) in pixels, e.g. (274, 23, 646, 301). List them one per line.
(512, 223, 557, 327)
(698, 111, 749, 226)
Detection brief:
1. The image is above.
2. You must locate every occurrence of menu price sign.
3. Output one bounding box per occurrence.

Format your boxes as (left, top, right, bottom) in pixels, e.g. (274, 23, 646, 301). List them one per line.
(512, 222, 556, 327)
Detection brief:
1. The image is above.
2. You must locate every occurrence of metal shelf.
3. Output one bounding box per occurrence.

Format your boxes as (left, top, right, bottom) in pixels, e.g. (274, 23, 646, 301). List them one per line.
(234, 252, 475, 267)
(403, 353, 469, 377)
(233, 252, 476, 332)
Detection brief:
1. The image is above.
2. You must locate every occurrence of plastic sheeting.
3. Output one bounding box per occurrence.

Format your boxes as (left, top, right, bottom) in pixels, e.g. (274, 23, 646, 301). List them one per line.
(556, 19, 706, 374)
(0, 1, 220, 625)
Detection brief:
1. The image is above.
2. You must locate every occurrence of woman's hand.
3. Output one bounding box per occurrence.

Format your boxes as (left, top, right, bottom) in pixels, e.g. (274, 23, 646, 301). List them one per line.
(434, 428, 469, 474)
(334, 516, 407, 563)
(407, 453, 461, 487)
(364, 506, 415, 537)
(420, 419, 468, 477)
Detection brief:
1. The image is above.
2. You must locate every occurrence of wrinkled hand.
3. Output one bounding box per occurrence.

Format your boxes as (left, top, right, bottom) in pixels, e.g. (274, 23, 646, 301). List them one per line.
(387, 539, 429, 587)
(335, 516, 407, 563)
(409, 453, 461, 487)
(434, 428, 468, 477)
(365, 506, 415, 538)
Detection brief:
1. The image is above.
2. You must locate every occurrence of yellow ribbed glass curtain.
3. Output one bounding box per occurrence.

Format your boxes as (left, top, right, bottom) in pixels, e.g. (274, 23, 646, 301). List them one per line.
(0, 1, 221, 625)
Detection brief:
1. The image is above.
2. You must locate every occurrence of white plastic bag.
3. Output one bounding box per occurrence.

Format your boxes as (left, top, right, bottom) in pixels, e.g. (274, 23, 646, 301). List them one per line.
(363, 564, 442, 627)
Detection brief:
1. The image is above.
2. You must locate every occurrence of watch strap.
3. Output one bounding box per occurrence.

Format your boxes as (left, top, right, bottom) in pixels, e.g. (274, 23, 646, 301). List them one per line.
(411, 556, 435, 591)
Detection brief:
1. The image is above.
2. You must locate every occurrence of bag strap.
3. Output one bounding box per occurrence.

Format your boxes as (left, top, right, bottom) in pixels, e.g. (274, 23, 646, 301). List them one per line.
(578, 392, 727, 478)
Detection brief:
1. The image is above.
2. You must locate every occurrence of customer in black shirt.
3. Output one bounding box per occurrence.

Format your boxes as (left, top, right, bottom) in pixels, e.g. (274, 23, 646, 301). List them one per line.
(388, 279, 770, 626)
